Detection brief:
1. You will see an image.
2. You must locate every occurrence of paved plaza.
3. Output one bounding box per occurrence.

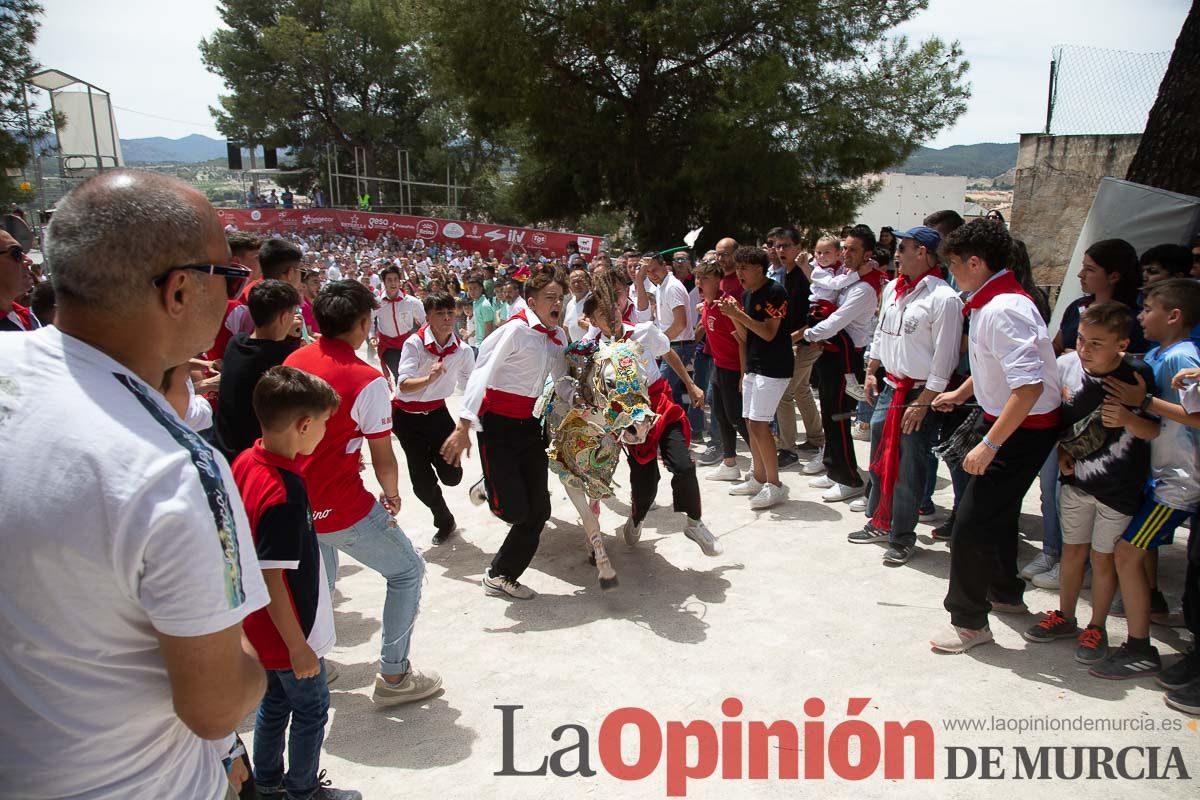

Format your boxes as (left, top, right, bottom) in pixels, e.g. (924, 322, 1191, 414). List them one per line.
(237, 360, 1198, 799)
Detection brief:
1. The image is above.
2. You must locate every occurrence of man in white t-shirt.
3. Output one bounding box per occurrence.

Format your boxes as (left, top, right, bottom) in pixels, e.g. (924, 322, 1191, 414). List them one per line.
(637, 251, 697, 415)
(0, 170, 270, 799)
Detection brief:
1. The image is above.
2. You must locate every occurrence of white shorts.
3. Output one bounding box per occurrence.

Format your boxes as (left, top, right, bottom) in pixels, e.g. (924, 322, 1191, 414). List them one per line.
(741, 373, 789, 422)
(1059, 483, 1131, 554)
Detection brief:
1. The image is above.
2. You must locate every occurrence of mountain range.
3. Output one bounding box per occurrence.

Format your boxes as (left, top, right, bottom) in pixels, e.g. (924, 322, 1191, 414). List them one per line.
(117, 134, 1020, 178)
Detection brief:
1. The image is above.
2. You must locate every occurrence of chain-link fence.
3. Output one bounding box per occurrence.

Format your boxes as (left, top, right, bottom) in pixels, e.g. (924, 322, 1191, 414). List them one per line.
(1045, 45, 1172, 136)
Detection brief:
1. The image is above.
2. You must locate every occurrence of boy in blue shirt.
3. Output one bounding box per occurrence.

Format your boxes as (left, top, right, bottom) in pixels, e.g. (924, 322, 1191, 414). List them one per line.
(1095, 279, 1200, 680)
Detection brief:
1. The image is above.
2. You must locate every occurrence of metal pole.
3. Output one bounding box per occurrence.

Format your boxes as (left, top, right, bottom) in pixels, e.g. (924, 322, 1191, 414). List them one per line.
(397, 148, 403, 214)
(104, 90, 119, 167)
(446, 162, 451, 210)
(405, 151, 412, 214)
(21, 83, 47, 240)
(325, 143, 333, 209)
(333, 150, 341, 207)
(1044, 58, 1057, 135)
(86, 85, 103, 172)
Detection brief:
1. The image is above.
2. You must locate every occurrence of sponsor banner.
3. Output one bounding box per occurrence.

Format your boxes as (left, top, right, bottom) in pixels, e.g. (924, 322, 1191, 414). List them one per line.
(215, 208, 600, 258)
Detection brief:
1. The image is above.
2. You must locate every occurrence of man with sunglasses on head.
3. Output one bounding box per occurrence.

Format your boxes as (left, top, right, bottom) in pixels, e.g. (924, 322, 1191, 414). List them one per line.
(1, 231, 40, 332)
(0, 170, 268, 799)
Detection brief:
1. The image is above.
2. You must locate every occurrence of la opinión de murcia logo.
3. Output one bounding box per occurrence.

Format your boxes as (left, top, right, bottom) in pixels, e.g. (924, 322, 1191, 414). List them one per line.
(496, 700, 1191, 796)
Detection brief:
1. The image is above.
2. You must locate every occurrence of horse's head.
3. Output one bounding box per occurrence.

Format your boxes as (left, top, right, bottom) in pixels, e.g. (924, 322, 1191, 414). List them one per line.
(593, 339, 657, 445)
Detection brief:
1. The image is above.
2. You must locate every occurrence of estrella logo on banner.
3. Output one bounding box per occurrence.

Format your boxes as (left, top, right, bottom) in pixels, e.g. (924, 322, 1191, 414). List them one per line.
(219, 208, 597, 257)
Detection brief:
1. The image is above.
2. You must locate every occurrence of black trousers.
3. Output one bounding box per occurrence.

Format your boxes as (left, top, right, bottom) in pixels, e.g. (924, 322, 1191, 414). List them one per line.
(392, 405, 461, 529)
(816, 334, 864, 487)
(478, 412, 551, 580)
(627, 422, 702, 524)
(1184, 515, 1199, 639)
(944, 422, 1056, 629)
(381, 347, 404, 379)
(711, 366, 750, 459)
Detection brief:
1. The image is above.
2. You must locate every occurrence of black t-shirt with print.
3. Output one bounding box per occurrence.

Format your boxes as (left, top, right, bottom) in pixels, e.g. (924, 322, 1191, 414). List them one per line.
(1058, 352, 1157, 516)
(743, 279, 794, 379)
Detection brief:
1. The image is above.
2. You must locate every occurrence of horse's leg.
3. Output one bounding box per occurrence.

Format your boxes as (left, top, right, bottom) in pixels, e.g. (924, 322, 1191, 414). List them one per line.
(565, 483, 617, 589)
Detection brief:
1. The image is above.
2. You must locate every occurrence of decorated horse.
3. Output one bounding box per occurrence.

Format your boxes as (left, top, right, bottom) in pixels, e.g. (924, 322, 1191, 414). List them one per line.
(537, 335, 657, 589)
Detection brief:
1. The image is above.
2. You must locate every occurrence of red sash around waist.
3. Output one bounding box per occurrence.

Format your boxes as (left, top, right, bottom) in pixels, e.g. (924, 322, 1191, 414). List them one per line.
(392, 398, 446, 413)
(983, 408, 1060, 430)
(479, 388, 537, 420)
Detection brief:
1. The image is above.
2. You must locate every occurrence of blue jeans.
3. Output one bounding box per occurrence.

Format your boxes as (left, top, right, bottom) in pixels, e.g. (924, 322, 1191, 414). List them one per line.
(692, 348, 715, 444)
(254, 661, 330, 800)
(864, 385, 943, 547)
(319, 503, 425, 675)
(1038, 449, 1062, 557)
(665, 341, 704, 436)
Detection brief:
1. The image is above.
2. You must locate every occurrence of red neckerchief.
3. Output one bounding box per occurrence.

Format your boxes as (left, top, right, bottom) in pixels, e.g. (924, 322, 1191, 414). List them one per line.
(10, 303, 35, 331)
(961, 270, 1030, 316)
(383, 292, 406, 302)
(419, 324, 459, 358)
(509, 309, 563, 345)
(894, 267, 939, 300)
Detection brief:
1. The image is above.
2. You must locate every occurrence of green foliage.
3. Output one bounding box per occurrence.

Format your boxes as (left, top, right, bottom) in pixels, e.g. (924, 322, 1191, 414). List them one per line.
(0, 0, 53, 206)
(428, 0, 969, 247)
(200, 0, 506, 216)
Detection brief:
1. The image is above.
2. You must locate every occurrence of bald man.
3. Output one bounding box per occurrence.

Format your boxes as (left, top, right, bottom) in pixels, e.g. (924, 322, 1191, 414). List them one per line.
(0, 169, 269, 799)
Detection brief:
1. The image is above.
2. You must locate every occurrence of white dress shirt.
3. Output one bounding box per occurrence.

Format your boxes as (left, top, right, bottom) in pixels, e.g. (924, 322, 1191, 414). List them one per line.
(803, 269, 876, 347)
(459, 308, 567, 431)
(967, 270, 1061, 417)
(373, 293, 426, 338)
(869, 273, 963, 392)
(394, 326, 476, 403)
(564, 292, 591, 342)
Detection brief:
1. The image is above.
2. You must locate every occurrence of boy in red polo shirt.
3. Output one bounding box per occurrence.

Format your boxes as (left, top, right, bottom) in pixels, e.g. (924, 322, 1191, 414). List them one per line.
(283, 280, 441, 706)
(232, 366, 359, 800)
(695, 256, 748, 481)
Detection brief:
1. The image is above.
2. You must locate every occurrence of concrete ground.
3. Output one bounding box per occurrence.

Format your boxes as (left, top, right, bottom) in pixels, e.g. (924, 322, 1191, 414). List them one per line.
(238, 374, 1198, 799)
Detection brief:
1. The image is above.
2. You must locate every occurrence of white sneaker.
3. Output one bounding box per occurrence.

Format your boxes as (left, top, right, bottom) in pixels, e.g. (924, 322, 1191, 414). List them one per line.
(468, 476, 487, 506)
(684, 521, 723, 556)
(802, 449, 827, 475)
(749, 482, 789, 510)
(1020, 552, 1058, 580)
(808, 474, 835, 489)
(729, 477, 763, 496)
(621, 517, 642, 546)
(1030, 562, 1088, 590)
(483, 572, 537, 599)
(848, 496, 867, 513)
(851, 421, 871, 442)
(822, 482, 865, 503)
(706, 462, 741, 481)
(844, 374, 866, 402)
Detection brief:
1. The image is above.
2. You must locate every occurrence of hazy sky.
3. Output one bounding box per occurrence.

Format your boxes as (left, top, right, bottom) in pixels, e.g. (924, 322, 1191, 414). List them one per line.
(31, 0, 1192, 148)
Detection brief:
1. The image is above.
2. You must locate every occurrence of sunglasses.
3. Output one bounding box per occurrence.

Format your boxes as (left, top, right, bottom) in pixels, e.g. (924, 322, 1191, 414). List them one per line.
(151, 263, 253, 299)
(6, 244, 25, 262)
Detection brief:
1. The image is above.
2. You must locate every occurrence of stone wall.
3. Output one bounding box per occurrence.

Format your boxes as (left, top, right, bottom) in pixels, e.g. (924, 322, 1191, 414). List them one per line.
(1010, 133, 1142, 284)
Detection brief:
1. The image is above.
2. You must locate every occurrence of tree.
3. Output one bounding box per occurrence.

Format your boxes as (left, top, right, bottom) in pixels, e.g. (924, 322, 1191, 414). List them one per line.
(0, 0, 54, 206)
(1126, 0, 1200, 196)
(201, 0, 428, 208)
(428, 0, 969, 246)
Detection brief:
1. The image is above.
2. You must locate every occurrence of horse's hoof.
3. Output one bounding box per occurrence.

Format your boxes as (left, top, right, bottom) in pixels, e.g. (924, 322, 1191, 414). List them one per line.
(599, 576, 619, 590)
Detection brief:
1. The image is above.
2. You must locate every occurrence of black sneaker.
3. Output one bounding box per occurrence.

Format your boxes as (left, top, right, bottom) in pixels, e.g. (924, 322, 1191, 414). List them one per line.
(848, 524, 889, 544)
(1156, 649, 1200, 691)
(931, 512, 955, 542)
(1022, 610, 1080, 643)
(1165, 680, 1200, 715)
(1074, 626, 1108, 665)
(883, 543, 914, 564)
(1089, 643, 1161, 680)
(697, 446, 723, 466)
(777, 449, 800, 468)
(432, 518, 456, 546)
(796, 439, 821, 453)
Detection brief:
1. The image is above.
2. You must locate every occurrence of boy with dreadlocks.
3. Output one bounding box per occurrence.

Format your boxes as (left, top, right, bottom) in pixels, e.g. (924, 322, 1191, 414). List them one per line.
(582, 272, 723, 557)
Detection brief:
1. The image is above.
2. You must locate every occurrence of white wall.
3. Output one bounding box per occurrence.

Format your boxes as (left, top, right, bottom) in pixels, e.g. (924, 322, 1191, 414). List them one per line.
(854, 173, 967, 231)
